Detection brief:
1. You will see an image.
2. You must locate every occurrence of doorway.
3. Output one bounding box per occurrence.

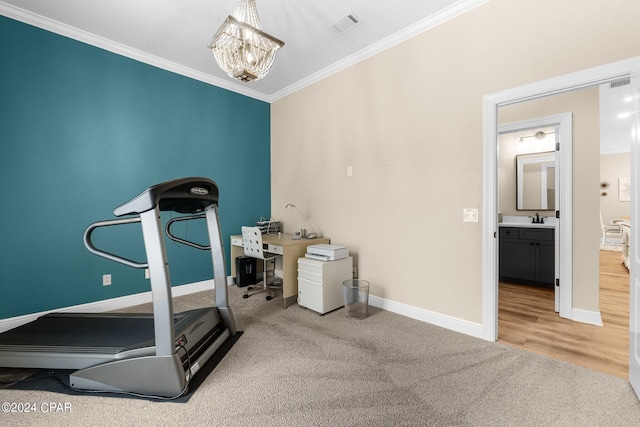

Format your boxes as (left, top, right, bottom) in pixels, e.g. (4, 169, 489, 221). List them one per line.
(482, 57, 640, 341)
(497, 114, 570, 316)
(482, 58, 640, 396)
(494, 87, 632, 377)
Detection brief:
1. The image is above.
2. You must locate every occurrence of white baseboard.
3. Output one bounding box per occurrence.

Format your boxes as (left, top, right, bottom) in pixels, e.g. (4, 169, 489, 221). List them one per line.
(571, 308, 603, 326)
(0, 279, 216, 333)
(369, 294, 603, 336)
(368, 294, 603, 337)
(369, 295, 484, 339)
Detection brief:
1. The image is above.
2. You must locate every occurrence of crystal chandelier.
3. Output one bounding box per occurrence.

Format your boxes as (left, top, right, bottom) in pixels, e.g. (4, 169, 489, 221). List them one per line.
(208, 0, 284, 82)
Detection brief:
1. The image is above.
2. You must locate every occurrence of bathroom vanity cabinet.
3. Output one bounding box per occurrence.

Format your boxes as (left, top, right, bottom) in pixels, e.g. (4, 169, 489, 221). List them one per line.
(499, 226, 555, 288)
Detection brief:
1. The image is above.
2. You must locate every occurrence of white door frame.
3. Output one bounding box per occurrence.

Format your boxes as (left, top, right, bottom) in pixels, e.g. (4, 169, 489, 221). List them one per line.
(482, 56, 640, 342)
(629, 74, 640, 398)
(499, 113, 572, 317)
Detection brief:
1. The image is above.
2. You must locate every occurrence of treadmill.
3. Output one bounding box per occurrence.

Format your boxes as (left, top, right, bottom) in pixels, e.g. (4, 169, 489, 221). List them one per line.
(0, 177, 237, 397)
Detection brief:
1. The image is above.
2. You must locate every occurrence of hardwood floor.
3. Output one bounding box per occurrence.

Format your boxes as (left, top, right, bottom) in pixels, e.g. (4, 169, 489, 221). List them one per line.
(498, 249, 630, 379)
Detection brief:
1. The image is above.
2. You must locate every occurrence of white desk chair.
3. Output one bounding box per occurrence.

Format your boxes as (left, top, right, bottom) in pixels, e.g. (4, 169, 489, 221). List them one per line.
(241, 226, 282, 300)
(600, 211, 622, 249)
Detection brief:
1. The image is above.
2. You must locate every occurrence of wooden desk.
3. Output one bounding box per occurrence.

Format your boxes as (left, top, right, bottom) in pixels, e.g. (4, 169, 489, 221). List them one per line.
(230, 234, 330, 308)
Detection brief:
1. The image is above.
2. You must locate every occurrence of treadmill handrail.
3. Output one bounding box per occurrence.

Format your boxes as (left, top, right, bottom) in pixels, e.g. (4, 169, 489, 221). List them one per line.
(84, 218, 149, 269)
(165, 214, 211, 250)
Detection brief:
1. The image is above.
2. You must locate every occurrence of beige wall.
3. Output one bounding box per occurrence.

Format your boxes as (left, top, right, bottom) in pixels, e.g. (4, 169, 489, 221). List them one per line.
(271, 0, 640, 324)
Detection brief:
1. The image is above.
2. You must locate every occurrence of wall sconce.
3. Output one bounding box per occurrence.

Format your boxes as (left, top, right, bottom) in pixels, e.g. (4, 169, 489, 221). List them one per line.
(518, 130, 555, 143)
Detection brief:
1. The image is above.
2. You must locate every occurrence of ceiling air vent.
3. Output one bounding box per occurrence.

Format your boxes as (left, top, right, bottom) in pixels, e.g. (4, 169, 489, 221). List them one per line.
(331, 13, 360, 34)
(610, 77, 630, 89)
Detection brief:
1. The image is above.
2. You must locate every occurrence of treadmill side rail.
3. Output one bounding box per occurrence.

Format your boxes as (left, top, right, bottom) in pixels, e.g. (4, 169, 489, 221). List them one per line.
(0, 346, 135, 370)
(69, 327, 231, 398)
(70, 354, 186, 398)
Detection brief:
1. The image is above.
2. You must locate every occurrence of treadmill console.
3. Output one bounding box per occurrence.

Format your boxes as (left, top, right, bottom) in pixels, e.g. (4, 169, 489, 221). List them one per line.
(113, 177, 220, 217)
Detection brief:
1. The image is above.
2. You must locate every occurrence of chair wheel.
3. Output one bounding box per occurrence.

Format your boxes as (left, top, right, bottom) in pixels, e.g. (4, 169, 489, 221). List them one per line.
(266, 295, 272, 301)
(243, 294, 249, 299)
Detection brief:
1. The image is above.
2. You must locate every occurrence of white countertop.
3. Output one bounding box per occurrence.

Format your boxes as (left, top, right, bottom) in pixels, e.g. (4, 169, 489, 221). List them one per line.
(499, 215, 556, 229)
(499, 222, 555, 229)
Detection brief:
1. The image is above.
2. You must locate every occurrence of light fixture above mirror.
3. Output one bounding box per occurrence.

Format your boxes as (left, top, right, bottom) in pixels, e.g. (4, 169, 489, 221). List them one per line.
(518, 130, 555, 143)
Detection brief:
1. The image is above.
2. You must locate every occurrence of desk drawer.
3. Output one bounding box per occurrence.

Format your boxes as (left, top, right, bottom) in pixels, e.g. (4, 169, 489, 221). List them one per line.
(298, 268, 322, 283)
(297, 258, 324, 276)
(267, 244, 283, 255)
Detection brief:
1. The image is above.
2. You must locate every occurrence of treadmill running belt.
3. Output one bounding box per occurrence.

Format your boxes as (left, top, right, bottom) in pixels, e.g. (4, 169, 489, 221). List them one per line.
(0, 314, 156, 350)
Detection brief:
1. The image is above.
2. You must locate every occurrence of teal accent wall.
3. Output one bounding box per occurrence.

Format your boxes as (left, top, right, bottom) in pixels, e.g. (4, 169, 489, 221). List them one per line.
(0, 17, 271, 319)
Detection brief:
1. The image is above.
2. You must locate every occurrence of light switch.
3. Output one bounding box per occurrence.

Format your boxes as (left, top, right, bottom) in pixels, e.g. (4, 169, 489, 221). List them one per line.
(347, 166, 353, 177)
(463, 208, 478, 223)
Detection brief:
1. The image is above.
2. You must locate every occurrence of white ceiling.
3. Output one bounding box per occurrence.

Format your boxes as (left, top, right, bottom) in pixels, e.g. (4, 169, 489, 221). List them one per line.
(0, 0, 486, 102)
(599, 81, 637, 154)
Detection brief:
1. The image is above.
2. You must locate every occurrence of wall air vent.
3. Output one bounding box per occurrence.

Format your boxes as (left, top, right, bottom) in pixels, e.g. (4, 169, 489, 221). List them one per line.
(610, 77, 630, 88)
(331, 13, 361, 34)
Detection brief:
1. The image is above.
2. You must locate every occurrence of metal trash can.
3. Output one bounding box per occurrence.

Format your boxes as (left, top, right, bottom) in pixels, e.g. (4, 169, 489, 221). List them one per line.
(343, 279, 370, 319)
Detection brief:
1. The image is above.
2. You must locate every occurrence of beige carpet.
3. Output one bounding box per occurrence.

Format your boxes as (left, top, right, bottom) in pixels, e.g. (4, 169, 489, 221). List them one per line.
(2, 286, 640, 426)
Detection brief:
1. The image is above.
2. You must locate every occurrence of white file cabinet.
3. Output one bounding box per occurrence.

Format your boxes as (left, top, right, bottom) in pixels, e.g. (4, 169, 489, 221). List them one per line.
(297, 256, 353, 314)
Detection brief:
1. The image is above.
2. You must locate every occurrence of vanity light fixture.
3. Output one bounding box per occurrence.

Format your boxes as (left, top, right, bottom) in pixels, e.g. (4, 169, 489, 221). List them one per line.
(208, 0, 284, 82)
(518, 130, 555, 143)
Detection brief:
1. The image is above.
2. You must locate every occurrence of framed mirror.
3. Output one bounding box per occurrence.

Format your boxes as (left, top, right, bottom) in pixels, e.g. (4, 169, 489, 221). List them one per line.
(516, 152, 555, 210)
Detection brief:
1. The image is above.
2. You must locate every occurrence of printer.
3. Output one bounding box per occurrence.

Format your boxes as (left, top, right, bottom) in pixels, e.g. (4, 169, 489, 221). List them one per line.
(305, 244, 349, 261)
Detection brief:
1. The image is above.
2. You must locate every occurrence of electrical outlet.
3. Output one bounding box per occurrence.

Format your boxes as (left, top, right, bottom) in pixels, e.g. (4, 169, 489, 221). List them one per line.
(144, 269, 150, 279)
(102, 274, 112, 286)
